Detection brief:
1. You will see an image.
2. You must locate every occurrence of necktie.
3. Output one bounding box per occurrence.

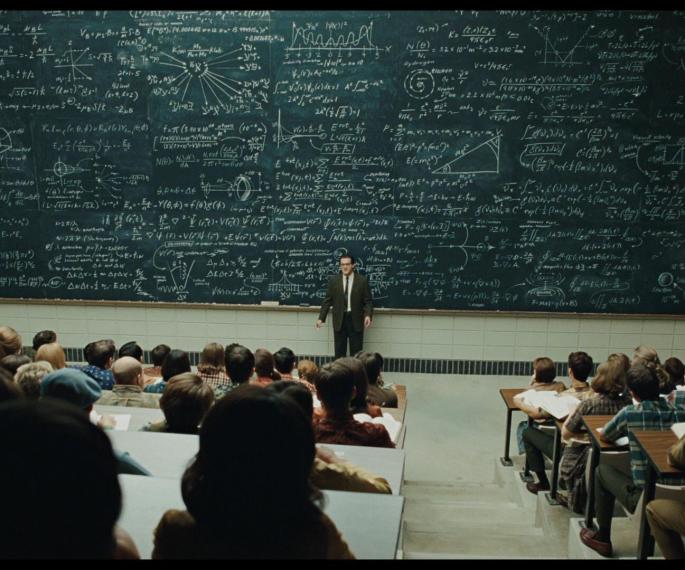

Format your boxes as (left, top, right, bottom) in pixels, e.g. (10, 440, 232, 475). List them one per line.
(344, 276, 349, 310)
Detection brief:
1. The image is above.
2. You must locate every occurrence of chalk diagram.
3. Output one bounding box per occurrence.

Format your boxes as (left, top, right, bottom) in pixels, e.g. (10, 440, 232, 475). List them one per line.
(508, 273, 566, 304)
(53, 47, 93, 82)
(532, 25, 594, 66)
(657, 272, 685, 299)
(268, 272, 302, 299)
(630, 141, 685, 180)
(45, 158, 124, 200)
(432, 135, 501, 175)
(404, 69, 435, 99)
(276, 109, 327, 150)
(153, 243, 198, 300)
(199, 172, 263, 202)
(157, 46, 250, 108)
(286, 22, 388, 55)
(428, 225, 494, 272)
(662, 40, 685, 72)
(0, 128, 12, 169)
(589, 280, 632, 310)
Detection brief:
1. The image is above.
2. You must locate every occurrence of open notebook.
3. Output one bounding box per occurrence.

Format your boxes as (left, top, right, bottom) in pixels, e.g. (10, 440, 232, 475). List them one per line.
(517, 389, 580, 420)
(672, 422, 685, 440)
(353, 412, 402, 444)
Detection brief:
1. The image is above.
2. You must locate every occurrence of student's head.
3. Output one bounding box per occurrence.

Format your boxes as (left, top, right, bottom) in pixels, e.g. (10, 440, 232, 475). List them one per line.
(568, 351, 593, 382)
(161, 349, 191, 382)
(254, 348, 280, 381)
(40, 368, 102, 412)
(532, 357, 556, 383)
(297, 359, 319, 383)
(87, 339, 116, 369)
(356, 351, 383, 386)
(150, 344, 171, 367)
(590, 358, 627, 399)
(15, 361, 53, 400)
(111, 356, 144, 387)
(160, 373, 215, 434)
(0, 326, 22, 359)
(118, 341, 143, 362)
(632, 345, 672, 394)
(273, 347, 297, 375)
(626, 363, 660, 402)
(336, 357, 370, 412)
(225, 345, 255, 385)
(198, 342, 225, 373)
(35, 342, 66, 370)
(266, 380, 314, 421)
(0, 399, 121, 558)
(181, 385, 321, 547)
(0, 354, 31, 376)
(664, 357, 684, 387)
(315, 361, 355, 412)
(608, 353, 631, 373)
(0, 368, 23, 403)
(32, 330, 57, 351)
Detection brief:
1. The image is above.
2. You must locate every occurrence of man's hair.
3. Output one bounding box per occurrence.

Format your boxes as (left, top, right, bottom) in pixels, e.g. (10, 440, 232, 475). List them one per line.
(0, 326, 22, 360)
(112, 357, 143, 386)
(590, 358, 626, 399)
(225, 345, 255, 385)
(35, 343, 66, 371)
(568, 351, 593, 382)
(160, 373, 215, 434)
(15, 362, 53, 400)
(339, 253, 355, 264)
(198, 343, 225, 373)
(118, 341, 143, 361)
(664, 357, 685, 387)
(87, 340, 116, 369)
(315, 361, 354, 411)
(254, 348, 279, 380)
(273, 347, 296, 375)
(356, 351, 383, 385)
(626, 363, 660, 401)
(297, 359, 318, 383)
(161, 350, 191, 382)
(0, 354, 31, 376)
(533, 357, 556, 383)
(150, 344, 171, 367)
(266, 380, 314, 420)
(32, 330, 56, 351)
(336, 357, 370, 413)
(0, 368, 22, 403)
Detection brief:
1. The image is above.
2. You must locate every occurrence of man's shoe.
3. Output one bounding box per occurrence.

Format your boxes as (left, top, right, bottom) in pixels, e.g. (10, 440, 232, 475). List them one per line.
(579, 527, 613, 558)
(526, 481, 550, 495)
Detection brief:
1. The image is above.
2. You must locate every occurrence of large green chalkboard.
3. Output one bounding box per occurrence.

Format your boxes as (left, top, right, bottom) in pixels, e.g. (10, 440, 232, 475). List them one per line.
(1, 10, 685, 313)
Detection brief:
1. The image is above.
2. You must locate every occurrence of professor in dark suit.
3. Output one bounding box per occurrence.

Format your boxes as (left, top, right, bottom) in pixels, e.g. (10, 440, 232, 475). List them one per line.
(316, 253, 373, 358)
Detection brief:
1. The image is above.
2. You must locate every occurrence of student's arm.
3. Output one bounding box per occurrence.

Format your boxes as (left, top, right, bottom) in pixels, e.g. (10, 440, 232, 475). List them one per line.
(667, 436, 685, 470)
(599, 410, 626, 444)
(512, 395, 549, 421)
(312, 449, 392, 494)
(561, 400, 589, 441)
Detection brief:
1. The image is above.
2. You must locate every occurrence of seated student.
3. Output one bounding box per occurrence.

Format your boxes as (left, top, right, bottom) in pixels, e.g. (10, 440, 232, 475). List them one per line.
(0, 398, 140, 559)
(72, 339, 116, 390)
(356, 351, 398, 408)
(214, 344, 254, 399)
(645, 435, 685, 559)
(119, 341, 144, 362)
(35, 342, 66, 370)
(558, 355, 631, 512)
(665, 357, 684, 388)
(143, 373, 214, 435)
(267, 380, 392, 494)
(274, 347, 298, 380)
(40, 368, 151, 476)
(143, 344, 171, 385)
(151, 385, 354, 559)
(512, 356, 567, 453)
(197, 342, 230, 390)
(313, 361, 395, 449)
(144, 349, 191, 394)
(579, 363, 685, 557)
(0, 353, 31, 376)
(0, 325, 22, 359)
(97, 356, 161, 409)
(519, 351, 595, 494)
(14, 361, 53, 400)
(633, 345, 674, 396)
(249, 348, 281, 387)
(337, 357, 382, 418)
(296, 359, 318, 394)
(0, 367, 23, 403)
(32, 329, 57, 352)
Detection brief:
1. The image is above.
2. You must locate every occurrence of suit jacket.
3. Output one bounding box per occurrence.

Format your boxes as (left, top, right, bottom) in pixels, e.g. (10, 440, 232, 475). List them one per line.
(318, 272, 373, 332)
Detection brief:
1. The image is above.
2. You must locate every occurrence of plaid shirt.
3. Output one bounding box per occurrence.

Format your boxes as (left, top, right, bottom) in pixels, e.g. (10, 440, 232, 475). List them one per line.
(675, 390, 685, 408)
(198, 369, 231, 389)
(603, 399, 685, 487)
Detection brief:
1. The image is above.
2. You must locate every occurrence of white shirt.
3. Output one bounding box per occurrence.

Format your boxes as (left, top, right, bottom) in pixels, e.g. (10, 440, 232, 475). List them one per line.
(342, 272, 354, 312)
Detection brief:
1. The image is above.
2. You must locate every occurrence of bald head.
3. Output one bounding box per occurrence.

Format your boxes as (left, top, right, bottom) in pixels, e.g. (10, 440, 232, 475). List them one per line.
(112, 356, 143, 387)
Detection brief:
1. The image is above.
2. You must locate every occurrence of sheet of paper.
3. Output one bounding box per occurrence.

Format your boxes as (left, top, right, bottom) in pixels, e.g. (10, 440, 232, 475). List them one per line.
(672, 422, 685, 439)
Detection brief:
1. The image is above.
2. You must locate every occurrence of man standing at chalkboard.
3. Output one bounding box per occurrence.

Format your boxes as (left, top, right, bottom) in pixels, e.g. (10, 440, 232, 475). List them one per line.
(317, 254, 373, 358)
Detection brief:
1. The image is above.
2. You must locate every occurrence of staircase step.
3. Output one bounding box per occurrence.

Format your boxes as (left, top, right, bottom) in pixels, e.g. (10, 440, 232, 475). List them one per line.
(566, 517, 664, 559)
(403, 480, 513, 504)
(404, 500, 536, 528)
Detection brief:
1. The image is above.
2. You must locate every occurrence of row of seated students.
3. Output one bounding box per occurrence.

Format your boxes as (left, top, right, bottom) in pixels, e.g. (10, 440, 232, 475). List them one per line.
(0, 325, 401, 558)
(512, 346, 685, 559)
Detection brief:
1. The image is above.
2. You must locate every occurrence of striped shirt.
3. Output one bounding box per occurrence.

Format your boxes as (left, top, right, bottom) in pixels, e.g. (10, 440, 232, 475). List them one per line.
(603, 399, 685, 487)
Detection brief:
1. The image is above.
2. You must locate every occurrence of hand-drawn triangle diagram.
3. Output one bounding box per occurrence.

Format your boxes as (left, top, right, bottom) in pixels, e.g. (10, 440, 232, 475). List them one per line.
(432, 135, 501, 175)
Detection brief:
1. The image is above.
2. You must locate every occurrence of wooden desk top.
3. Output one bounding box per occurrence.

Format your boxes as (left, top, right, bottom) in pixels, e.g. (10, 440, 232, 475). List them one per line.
(632, 431, 683, 477)
(582, 415, 628, 450)
(500, 388, 525, 410)
(394, 385, 407, 411)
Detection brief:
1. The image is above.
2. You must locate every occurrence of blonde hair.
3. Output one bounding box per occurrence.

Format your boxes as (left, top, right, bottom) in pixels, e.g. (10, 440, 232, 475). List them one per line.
(591, 358, 626, 398)
(633, 345, 672, 394)
(35, 342, 66, 370)
(15, 361, 53, 400)
(198, 342, 225, 374)
(0, 326, 22, 359)
(297, 359, 319, 382)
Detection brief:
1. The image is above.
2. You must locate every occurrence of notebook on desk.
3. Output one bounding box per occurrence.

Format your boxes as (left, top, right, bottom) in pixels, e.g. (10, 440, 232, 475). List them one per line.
(672, 422, 685, 440)
(517, 389, 580, 420)
(354, 412, 402, 443)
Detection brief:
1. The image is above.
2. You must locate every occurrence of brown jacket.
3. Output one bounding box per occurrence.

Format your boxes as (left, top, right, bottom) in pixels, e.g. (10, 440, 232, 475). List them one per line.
(318, 272, 373, 332)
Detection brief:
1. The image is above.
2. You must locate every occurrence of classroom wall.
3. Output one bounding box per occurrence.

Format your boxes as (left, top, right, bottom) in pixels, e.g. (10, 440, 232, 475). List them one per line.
(1, 302, 683, 365)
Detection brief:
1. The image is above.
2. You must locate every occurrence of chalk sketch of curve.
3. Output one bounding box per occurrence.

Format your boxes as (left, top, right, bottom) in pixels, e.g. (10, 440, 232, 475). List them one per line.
(268, 272, 302, 299)
(286, 21, 387, 55)
(153, 243, 197, 298)
(662, 40, 685, 72)
(428, 225, 494, 271)
(507, 273, 566, 304)
(432, 135, 501, 175)
(200, 172, 262, 201)
(404, 69, 435, 99)
(53, 47, 93, 82)
(634, 141, 685, 179)
(276, 108, 327, 150)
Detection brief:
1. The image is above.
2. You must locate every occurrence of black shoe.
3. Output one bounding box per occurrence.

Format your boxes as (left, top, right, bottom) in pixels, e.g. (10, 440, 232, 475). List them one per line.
(526, 481, 550, 495)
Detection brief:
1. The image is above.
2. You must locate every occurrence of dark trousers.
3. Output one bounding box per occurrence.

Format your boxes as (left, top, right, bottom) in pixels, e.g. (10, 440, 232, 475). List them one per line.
(523, 426, 555, 473)
(595, 463, 642, 537)
(334, 312, 363, 358)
